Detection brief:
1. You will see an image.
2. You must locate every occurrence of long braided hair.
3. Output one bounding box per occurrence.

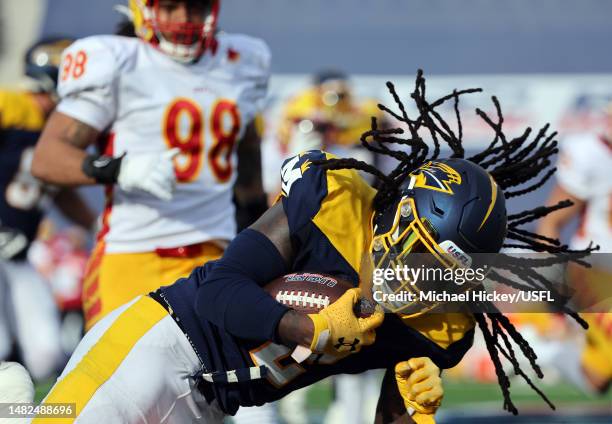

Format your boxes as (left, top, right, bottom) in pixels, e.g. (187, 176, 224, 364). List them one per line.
(313, 70, 598, 414)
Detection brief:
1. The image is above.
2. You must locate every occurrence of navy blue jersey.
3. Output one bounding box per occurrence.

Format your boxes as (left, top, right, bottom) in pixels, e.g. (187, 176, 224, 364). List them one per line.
(161, 150, 475, 415)
(0, 91, 46, 260)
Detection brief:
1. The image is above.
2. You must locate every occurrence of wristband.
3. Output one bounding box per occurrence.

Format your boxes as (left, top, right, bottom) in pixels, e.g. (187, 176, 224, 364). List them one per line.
(82, 154, 123, 184)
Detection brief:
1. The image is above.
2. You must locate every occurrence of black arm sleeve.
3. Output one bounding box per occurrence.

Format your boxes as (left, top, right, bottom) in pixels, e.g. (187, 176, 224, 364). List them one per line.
(194, 228, 291, 342)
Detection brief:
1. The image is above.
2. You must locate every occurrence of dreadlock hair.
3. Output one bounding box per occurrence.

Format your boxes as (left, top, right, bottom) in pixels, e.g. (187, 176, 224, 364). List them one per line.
(312, 69, 599, 415)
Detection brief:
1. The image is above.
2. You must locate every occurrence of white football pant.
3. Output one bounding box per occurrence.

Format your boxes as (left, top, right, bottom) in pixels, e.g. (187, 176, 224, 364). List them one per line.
(35, 296, 226, 423)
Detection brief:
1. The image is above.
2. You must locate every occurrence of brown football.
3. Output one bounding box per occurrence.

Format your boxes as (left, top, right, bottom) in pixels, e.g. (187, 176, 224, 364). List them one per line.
(264, 272, 376, 317)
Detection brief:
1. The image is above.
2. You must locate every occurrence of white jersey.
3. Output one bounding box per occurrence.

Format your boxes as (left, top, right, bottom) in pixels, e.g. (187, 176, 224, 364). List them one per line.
(557, 133, 612, 252)
(57, 34, 270, 253)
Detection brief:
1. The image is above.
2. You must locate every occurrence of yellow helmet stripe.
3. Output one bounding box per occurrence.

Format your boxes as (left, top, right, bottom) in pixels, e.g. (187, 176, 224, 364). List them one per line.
(477, 175, 498, 232)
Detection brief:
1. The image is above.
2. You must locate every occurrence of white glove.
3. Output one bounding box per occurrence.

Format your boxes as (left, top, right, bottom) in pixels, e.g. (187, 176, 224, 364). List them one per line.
(117, 148, 180, 200)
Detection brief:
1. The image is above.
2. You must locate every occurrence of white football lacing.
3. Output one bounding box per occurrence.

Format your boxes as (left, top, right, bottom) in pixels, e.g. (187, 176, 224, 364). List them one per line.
(275, 290, 330, 309)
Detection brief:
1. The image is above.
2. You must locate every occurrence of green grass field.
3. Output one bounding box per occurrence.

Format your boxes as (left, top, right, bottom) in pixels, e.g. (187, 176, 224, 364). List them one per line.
(36, 376, 611, 421)
(303, 377, 611, 417)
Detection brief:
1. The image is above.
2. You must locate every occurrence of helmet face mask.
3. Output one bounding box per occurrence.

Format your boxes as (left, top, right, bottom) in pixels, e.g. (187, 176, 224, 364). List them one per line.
(129, 0, 219, 62)
(369, 159, 507, 316)
(370, 197, 466, 316)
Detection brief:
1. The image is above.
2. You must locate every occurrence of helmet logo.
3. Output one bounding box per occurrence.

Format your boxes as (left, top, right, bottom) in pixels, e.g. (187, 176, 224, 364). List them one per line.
(439, 240, 472, 269)
(410, 162, 462, 195)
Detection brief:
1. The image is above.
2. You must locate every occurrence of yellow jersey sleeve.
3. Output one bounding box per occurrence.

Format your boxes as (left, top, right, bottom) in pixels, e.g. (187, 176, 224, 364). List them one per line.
(279, 150, 376, 281)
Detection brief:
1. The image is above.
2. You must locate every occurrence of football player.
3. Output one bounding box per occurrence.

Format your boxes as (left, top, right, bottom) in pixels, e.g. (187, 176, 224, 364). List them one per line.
(31, 0, 271, 331)
(35, 73, 592, 423)
(275, 69, 388, 424)
(277, 69, 384, 156)
(0, 37, 95, 382)
(537, 105, 612, 394)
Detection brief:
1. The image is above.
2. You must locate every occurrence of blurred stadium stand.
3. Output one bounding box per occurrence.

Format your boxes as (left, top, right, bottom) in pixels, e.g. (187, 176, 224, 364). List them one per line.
(30, 0, 612, 75)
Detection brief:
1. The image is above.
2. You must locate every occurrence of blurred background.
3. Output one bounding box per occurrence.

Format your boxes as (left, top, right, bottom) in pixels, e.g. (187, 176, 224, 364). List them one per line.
(1, 0, 611, 422)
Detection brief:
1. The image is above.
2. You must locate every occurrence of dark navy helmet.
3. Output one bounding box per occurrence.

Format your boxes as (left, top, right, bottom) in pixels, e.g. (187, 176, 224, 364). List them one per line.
(24, 37, 73, 93)
(370, 158, 507, 315)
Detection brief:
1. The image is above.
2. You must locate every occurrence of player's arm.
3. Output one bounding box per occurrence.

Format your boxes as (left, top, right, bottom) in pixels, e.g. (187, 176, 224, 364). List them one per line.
(234, 117, 268, 231)
(537, 183, 585, 240)
(33, 112, 178, 198)
(52, 186, 96, 230)
(538, 141, 591, 240)
(375, 358, 444, 424)
(375, 367, 414, 424)
(194, 200, 383, 354)
(194, 202, 310, 344)
(33, 37, 178, 200)
(32, 112, 100, 185)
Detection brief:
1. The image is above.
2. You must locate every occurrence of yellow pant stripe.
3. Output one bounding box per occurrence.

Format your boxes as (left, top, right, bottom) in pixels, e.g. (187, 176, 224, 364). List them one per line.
(33, 297, 167, 423)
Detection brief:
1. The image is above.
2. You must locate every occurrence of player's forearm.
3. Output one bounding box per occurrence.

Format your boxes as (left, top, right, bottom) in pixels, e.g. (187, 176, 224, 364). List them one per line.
(32, 112, 99, 186)
(53, 188, 96, 230)
(276, 310, 314, 347)
(195, 228, 291, 342)
(235, 122, 266, 201)
(375, 368, 414, 424)
(374, 412, 414, 424)
(234, 120, 268, 230)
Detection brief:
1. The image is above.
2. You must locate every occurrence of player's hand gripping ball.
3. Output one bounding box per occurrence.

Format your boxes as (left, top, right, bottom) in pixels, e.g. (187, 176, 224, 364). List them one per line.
(395, 357, 444, 424)
(308, 287, 384, 356)
(264, 273, 384, 357)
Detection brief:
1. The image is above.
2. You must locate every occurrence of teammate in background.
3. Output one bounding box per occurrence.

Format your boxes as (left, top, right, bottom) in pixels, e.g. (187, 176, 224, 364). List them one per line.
(277, 70, 384, 160)
(0, 38, 95, 382)
(36, 74, 588, 423)
(32, 0, 270, 332)
(537, 104, 612, 394)
(28, 220, 90, 359)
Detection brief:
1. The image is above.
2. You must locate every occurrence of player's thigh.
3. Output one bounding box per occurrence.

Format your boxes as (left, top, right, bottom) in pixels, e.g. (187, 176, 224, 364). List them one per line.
(38, 296, 215, 423)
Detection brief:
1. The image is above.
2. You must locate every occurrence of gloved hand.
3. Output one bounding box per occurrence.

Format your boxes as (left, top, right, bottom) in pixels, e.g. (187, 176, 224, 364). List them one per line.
(395, 357, 444, 424)
(307, 287, 384, 356)
(117, 148, 180, 200)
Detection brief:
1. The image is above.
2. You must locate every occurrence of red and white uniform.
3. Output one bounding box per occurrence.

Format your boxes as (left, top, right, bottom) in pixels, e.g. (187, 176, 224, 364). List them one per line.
(57, 33, 270, 252)
(557, 133, 612, 253)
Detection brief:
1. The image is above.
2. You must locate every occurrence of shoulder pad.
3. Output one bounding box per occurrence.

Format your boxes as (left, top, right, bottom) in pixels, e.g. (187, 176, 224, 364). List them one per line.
(57, 36, 135, 99)
(217, 33, 271, 76)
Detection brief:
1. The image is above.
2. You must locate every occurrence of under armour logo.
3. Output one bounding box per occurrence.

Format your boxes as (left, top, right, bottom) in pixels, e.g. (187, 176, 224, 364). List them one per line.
(334, 337, 360, 352)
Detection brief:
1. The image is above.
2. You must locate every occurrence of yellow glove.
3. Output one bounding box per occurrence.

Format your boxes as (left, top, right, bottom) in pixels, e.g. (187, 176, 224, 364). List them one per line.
(307, 287, 384, 356)
(395, 357, 444, 424)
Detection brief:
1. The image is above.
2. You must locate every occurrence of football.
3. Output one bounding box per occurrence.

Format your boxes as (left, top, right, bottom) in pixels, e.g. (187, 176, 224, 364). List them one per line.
(264, 272, 376, 316)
